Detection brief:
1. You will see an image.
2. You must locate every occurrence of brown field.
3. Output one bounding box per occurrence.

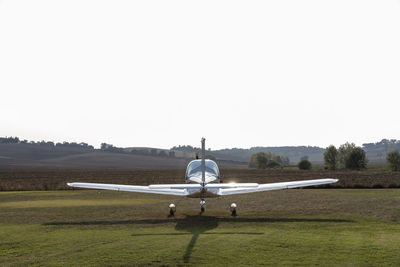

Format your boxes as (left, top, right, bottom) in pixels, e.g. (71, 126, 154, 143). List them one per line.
(1, 168, 400, 191)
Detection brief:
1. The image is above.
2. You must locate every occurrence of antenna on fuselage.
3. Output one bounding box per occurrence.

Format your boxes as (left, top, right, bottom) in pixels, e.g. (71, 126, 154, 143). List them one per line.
(201, 137, 206, 186)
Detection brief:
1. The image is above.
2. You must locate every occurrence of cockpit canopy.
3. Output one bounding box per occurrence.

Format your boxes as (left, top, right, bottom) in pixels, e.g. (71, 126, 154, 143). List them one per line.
(186, 159, 220, 178)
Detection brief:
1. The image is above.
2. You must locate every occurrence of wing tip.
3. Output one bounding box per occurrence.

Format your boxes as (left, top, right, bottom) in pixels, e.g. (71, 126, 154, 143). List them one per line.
(328, 178, 339, 183)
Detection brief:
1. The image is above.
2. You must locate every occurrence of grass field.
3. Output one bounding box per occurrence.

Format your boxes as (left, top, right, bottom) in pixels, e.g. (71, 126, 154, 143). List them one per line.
(1, 189, 400, 266)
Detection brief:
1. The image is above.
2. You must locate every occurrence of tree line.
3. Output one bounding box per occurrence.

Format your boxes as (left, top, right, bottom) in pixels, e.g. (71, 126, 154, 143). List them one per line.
(101, 143, 177, 157)
(298, 142, 400, 171)
(249, 141, 400, 172)
(323, 143, 368, 170)
(362, 138, 400, 151)
(248, 152, 290, 169)
(0, 136, 94, 149)
(322, 142, 400, 171)
(0, 136, 176, 158)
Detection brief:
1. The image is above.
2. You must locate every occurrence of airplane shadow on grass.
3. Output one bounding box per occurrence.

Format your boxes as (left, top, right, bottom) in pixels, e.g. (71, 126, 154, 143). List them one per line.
(44, 216, 352, 263)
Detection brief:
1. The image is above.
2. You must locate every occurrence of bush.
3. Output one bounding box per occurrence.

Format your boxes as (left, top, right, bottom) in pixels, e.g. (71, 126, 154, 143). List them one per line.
(298, 159, 312, 170)
(387, 151, 400, 171)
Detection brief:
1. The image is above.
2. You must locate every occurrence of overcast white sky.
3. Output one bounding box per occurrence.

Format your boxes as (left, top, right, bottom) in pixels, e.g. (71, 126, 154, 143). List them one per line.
(1, 0, 399, 149)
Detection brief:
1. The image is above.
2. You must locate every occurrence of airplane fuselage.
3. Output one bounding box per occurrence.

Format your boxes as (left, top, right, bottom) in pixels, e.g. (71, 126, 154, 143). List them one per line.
(185, 159, 220, 198)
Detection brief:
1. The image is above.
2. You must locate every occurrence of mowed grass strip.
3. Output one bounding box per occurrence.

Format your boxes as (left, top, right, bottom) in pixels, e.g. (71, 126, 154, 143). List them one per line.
(1, 189, 400, 266)
(0, 198, 161, 208)
(0, 191, 80, 197)
(2, 219, 400, 266)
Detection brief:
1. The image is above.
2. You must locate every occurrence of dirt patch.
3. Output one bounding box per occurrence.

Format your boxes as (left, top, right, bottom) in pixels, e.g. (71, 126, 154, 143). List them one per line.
(0, 168, 400, 191)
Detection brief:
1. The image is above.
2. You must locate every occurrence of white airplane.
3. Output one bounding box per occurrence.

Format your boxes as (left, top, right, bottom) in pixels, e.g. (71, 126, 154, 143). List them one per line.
(68, 138, 338, 216)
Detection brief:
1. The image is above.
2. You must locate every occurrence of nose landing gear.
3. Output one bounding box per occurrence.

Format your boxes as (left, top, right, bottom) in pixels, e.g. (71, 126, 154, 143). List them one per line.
(200, 200, 205, 214)
(230, 203, 237, 216)
(169, 203, 176, 216)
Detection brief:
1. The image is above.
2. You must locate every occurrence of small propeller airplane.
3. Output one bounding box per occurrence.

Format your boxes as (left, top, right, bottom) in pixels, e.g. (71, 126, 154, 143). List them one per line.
(68, 138, 338, 216)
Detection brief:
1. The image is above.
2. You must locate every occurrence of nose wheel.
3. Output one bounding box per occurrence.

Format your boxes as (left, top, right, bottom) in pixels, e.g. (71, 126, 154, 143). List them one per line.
(230, 203, 237, 216)
(169, 203, 176, 216)
(200, 200, 205, 213)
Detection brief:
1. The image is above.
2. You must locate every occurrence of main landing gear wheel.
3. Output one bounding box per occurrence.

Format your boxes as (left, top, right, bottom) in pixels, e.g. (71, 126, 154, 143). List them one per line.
(230, 203, 237, 216)
(169, 203, 176, 216)
(200, 200, 205, 214)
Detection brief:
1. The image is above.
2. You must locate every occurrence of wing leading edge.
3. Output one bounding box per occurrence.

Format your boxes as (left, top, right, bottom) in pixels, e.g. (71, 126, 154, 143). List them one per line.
(67, 182, 198, 196)
(216, 178, 338, 196)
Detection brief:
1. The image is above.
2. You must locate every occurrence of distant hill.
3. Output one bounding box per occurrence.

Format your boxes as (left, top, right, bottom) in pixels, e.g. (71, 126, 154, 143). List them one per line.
(172, 139, 400, 164)
(171, 145, 324, 164)
(1, 137, 399, 168)
(362, 139, 400, 162)
(0, 143, 246, 169)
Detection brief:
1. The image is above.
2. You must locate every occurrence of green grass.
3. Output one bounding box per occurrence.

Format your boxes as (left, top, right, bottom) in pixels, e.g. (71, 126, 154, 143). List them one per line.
(0, 198, 161, 209)
(1, 189, 400, 266)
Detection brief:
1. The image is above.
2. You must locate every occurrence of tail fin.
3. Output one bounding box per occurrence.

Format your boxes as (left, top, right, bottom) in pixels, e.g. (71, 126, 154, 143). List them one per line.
(201, 137, 206, 186)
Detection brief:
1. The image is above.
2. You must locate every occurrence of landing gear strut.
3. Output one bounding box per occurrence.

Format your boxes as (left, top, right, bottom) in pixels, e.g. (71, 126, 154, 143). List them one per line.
(230, 203, 237, 216)
(169, 203, 176, 216)
(200, 199, 205, 213)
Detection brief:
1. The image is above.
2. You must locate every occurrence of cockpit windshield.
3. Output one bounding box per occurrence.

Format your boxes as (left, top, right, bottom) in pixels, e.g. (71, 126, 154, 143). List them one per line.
(186, 160, 219, 177)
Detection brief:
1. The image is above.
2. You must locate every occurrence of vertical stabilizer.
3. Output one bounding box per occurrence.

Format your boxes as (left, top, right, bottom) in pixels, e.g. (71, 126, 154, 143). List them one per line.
(201, 137, 206, 186)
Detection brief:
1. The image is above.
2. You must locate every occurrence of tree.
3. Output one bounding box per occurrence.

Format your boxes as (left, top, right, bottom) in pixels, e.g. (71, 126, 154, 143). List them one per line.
(338, 142, 368, 170)
(0, 136, 20, 144)
(266, 160, 281, 168)
(387, 151, 400, 171)
(298, 159, 312, 170)
(338, 142, 356, 168)
(101, 143, 110, 150)
(100, 143, 124, 153)
(248, 152, 283, 169)
(255, 153, 268, 169)
(345, 147, 367, 170)
(324, 145, 338, 170)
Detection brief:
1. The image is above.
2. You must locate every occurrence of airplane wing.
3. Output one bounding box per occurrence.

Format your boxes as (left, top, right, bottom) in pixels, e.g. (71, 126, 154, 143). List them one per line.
(68, 178, 338, 197)
(67, 182, 202, 196)
(214, 178, 338, 196)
